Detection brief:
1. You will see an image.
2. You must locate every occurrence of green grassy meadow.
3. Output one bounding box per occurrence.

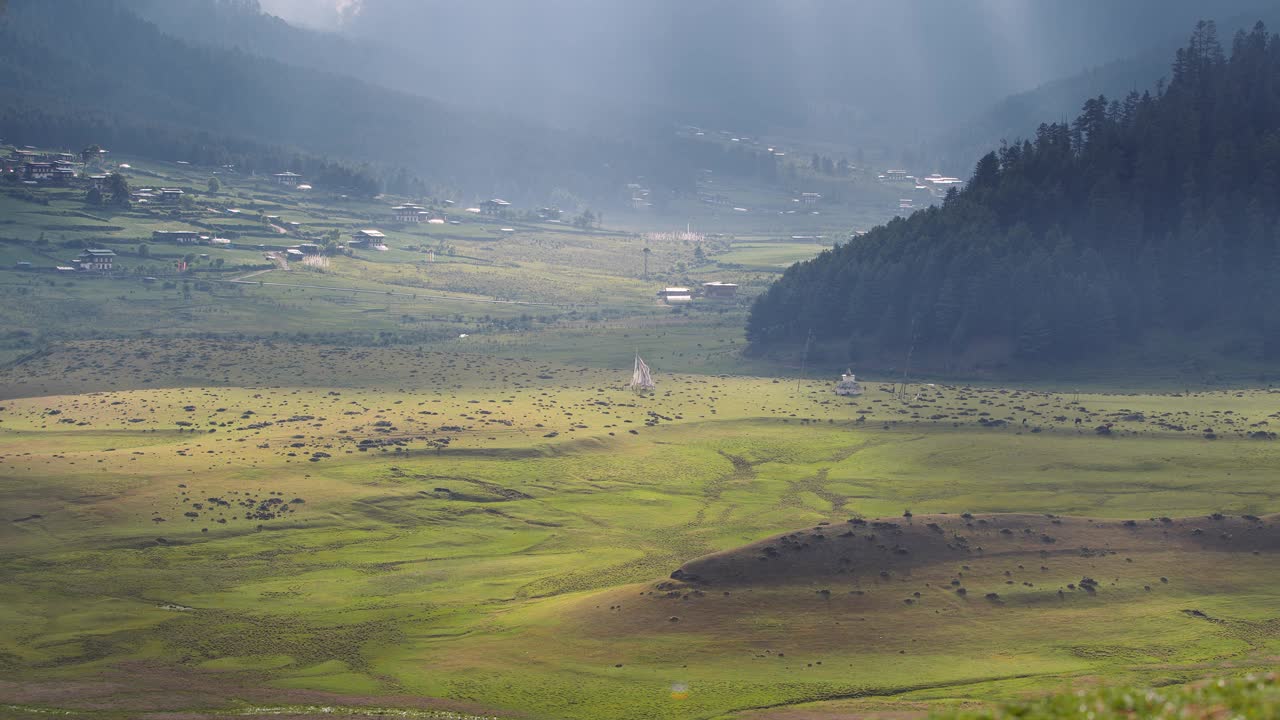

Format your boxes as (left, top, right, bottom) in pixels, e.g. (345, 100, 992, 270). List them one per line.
(1, 152, 1279, 719)
(3, 340, 1280, 718)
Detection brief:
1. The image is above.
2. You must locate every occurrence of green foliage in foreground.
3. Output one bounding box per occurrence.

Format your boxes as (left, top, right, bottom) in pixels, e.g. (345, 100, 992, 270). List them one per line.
(943, 673, 1280, 720)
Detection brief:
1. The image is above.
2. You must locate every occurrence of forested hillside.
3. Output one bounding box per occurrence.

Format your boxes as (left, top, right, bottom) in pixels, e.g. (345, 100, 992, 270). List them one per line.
(927, 6, 1280, 177)
(0, 0, 688, 201)
(748, 21, 1280, 366)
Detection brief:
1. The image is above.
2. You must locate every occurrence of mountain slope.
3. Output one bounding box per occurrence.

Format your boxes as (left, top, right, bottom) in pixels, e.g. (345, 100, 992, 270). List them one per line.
(0, 0, 665, 201)
(747, 21, 1280, 369)
(930, 5, 1280, 176)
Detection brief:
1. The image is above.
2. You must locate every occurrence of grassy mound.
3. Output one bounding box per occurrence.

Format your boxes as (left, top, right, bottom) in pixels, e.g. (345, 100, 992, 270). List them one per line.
(669, 513, 1280, 589)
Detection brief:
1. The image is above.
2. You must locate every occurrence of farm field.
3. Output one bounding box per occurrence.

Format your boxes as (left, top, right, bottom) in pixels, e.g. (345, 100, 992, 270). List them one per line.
(3, 148, 1280, 720)
(0, 151, 850, 368)
(3, 339, 1280, 718)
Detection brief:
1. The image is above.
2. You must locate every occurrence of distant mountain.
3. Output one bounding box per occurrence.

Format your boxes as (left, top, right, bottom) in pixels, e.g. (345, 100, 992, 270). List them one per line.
(929, 6, 1280, 176)
(0, 0, 695, 202)
(121, 0, 438, 101)
(747, 21, 1280, 369)
(330, 0, 1273, 152)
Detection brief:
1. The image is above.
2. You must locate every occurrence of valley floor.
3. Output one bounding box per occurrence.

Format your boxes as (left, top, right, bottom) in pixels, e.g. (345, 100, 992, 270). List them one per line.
(2, 340, 1280, 719)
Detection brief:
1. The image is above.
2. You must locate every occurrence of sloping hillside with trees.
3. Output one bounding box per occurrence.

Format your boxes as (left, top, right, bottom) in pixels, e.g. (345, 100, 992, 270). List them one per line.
(748, 21, 1280, 370)
(0, 0, 691, 202)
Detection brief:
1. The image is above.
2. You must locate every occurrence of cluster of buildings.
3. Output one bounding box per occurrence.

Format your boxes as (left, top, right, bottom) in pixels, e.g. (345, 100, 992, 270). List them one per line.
(878, 170, 965, 200)
(4, 148, 81, 184)
(132, 187, 186, 204)
(16, 248, 121, 273)
(657, 281, 739, 304)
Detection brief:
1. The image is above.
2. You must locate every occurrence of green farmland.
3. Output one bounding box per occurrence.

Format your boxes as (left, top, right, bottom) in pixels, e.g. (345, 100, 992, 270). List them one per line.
(1, 151, 1279, 720)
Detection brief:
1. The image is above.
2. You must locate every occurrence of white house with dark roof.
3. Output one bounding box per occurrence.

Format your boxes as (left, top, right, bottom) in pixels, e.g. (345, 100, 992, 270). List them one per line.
(481, 198, 512, 215)
(392, 204, 430, 223)
(77, 248, 116, 272)
(702, 281, 738, 299)
(349, 229, 387, 248)
(152, 230, 201, 244)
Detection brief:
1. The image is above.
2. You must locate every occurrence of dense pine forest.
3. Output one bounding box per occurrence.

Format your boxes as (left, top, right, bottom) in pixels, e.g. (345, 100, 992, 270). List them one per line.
(748, 21, 1280, 367)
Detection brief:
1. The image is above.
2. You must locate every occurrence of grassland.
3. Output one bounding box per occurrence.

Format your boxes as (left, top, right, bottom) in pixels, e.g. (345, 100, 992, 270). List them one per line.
(3, 338, 1280, 719)
(2, 151, 1278, 719)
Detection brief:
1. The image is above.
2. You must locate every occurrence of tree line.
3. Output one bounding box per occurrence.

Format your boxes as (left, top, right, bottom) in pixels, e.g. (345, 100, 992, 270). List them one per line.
(748, 21, 1280, 365)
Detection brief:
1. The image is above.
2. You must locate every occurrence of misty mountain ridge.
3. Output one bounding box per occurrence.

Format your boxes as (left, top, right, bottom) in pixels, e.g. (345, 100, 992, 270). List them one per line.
(128, 0, 1276, 156)
(0, 0, 701, 204)
(931, 2, 1280, 175)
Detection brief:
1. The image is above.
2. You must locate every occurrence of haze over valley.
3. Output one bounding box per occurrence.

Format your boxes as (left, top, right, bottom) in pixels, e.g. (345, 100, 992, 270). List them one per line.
(3, 3, 1280, 719)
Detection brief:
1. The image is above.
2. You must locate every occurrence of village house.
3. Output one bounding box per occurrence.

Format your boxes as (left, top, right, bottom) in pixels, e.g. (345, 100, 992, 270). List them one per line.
(76, 248, 116, 272)
(392, 204, 429, 223)
(157, 188, 185, 203)
(702, 281, 739, 299)
(349, 229, 387, 248)
(297, 242, 321, 255)
(800, 192, 823, 206)
(480, 198, 512, 215)
(272, 171, 304, 186)
(23, 162, 56, 181)
(152, 230, 201, 244)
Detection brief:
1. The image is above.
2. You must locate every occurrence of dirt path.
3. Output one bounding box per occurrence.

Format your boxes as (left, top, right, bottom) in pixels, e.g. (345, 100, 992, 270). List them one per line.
(217, 277, 572, 307)
(231, 267, 276, 282)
